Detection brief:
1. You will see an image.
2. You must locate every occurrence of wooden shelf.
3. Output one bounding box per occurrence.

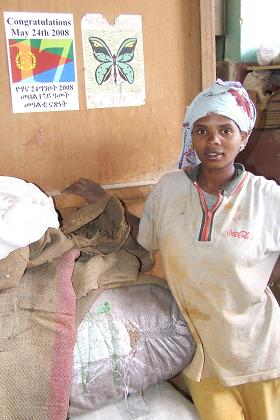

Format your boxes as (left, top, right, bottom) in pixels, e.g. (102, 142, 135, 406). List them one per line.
(246, 64, 280, 71)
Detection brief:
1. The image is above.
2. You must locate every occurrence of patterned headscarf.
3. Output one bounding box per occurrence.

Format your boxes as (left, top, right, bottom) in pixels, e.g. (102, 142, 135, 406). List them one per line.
(178, 79, 256, 169)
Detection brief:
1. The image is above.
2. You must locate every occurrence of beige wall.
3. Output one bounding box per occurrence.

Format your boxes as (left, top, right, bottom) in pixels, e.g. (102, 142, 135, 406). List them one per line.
(0, 1, 215, 201)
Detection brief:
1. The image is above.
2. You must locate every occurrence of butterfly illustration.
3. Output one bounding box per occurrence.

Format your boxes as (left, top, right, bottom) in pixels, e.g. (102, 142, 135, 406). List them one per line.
(88, 36, 137, 85)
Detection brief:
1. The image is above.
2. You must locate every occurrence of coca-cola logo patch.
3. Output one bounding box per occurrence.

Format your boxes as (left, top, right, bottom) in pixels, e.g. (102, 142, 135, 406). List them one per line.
(226, 229, 252, 240)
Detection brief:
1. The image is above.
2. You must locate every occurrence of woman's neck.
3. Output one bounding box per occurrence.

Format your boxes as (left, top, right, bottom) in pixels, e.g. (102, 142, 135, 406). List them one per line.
(197, 165, 236, 195)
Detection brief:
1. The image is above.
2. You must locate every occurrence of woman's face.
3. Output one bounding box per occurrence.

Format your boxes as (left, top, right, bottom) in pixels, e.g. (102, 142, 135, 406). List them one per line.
(192, 114, 249, 171)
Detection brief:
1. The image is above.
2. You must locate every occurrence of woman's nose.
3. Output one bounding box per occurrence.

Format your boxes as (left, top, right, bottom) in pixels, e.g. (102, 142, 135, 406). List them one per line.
(207, 131, 221, 143)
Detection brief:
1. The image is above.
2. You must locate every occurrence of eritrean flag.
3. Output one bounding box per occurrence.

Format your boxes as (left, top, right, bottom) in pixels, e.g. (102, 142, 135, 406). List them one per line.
(9, 38, 76, 83)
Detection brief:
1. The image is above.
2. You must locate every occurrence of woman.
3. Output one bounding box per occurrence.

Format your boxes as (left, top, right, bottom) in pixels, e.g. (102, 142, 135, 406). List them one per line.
(65, 80, 280, 419)
(137, 80, 280, 419)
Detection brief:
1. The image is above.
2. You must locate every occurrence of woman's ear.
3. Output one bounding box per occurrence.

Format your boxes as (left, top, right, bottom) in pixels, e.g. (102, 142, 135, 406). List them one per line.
(240, 131, 250, 151)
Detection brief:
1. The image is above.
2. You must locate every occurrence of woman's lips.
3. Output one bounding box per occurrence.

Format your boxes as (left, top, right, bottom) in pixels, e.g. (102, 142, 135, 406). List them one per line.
(205, 151, 223, 159)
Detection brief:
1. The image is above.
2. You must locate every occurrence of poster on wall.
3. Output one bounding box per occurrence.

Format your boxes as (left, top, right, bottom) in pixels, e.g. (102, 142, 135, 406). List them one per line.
(4, 12, 79, 113)
(81, 14, 145, 109)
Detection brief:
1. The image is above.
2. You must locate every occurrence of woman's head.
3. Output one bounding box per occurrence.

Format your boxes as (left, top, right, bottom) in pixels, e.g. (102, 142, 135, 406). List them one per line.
(178, 80, 256, 169)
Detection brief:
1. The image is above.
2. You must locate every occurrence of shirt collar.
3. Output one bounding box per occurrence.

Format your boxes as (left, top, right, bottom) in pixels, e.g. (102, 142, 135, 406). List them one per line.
(185, 163, 246, 196)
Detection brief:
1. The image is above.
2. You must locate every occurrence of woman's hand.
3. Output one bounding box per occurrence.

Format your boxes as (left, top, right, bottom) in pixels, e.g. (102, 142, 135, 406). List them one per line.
(63, 178, 108, 204)
(64, 178, 140, 239)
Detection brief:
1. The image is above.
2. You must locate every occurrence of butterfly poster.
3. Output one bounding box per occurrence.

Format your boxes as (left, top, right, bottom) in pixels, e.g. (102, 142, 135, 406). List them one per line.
(81, 14, 145, 109)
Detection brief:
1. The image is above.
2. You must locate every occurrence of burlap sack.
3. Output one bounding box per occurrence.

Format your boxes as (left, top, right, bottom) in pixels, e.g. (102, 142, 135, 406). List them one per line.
(0, 229, 79, 420)
(62, 196, 164, 324)
(0, 195, 167, 420)
(61, 196, 153, 270)
(0, 246, 29, 290)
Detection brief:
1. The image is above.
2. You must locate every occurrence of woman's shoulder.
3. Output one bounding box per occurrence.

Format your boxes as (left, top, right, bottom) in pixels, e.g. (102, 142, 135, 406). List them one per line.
(158, 169, 189, 185)
(148, 170, 189, 201)
(246, 171, 280, 196)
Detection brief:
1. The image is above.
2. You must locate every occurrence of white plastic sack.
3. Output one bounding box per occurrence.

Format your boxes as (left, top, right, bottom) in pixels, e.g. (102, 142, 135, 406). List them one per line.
(243, 70, 271, 105)
(69, 285, 196, 417)
(256, 44, 280, 66)
(69, 381, 199, 420)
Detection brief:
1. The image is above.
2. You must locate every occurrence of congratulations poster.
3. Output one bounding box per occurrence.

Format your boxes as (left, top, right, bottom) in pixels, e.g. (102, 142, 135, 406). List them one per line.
(81, 14, 145, 108)
(4, 12, 79, 113)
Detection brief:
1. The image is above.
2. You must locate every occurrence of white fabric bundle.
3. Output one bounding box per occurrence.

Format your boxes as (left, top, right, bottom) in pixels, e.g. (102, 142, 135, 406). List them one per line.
(0, 176, 59, 259)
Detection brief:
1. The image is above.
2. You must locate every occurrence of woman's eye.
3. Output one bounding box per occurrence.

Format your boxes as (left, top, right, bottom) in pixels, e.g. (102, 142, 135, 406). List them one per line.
(222, 128, 231, 134)
(197, 129, 206, 134)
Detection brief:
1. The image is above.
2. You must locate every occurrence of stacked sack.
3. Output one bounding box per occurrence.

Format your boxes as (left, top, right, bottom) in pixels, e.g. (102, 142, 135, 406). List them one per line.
(0, 176, 198, 419)
(61, 187, 198, 418)
(69, 284, 196, 417)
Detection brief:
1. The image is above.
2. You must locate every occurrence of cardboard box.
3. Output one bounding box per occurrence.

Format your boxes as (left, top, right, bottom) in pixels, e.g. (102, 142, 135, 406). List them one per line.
(248, 89, 280, 129)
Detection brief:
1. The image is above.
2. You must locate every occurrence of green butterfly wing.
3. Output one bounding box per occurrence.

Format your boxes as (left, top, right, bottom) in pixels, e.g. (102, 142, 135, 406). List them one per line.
(116, 38, 137, 63)
(116, 38, 137, 84)
(89, 36, 113, 84)
(117, 62, 134, 84)
(95, 62, 112, 85)
(89, 36, 112, 62)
